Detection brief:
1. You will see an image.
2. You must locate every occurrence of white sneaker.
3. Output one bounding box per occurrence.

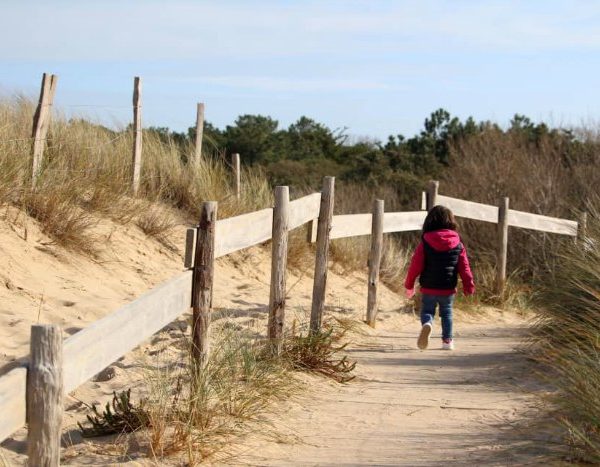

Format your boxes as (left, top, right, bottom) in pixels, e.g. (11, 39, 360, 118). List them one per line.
(442, 339, 454, 350)
(417, 322, 432, 350)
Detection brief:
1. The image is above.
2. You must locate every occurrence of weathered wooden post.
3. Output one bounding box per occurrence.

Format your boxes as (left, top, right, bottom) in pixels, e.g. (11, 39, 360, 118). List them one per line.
(268, 186, 289, 353)
(366, 199, 384, 327)
(232, 153, 241, 200)
(191, 201, 217, 367)
(31, 73, 58, 186)
(426, 180, 439, 211)
(194, 102, 205, 165)
(310, 176, 335, 333)
(496, 197, 510, 296)
(421, 191, 427, 211)
(27, 324, 63, 467)
(132, 76, 143, 195)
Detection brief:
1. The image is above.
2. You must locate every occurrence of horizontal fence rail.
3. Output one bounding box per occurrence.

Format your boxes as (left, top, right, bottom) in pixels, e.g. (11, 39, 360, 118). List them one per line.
(0, 367, 27, 443)
(436, 195, 499, 223)
(507, 208, 577, 236)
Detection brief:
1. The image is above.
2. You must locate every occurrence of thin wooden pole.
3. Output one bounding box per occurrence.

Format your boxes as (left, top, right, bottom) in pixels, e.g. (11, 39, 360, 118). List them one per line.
(426, 180, 439, 211)
(268, 186, 289, 353)
(191, 201, 217, 367)
(27, 324, 63, 467)
(496, 197, 510, 296)
(310, 176, 335, 333)
(366, 199, 384, 327)
(421, 191, 427, 211)
(194, 102, 205, 165)
(132, 76, 142, 195)
(31, 73, 58, 186)
(232, 153, 241, 200)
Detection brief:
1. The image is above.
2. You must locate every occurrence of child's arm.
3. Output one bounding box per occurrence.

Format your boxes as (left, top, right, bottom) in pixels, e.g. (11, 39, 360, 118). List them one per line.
(404, 242, 425, 294)
(458, 246, 475, 295)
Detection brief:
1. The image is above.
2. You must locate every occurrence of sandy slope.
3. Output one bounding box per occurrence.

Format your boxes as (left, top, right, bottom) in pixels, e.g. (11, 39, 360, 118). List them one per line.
(0, 210, 548, 465)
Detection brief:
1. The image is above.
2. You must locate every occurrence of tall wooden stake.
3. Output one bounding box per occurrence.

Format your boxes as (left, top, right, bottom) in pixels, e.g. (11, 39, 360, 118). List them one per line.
(191, 201, 217, 367)
(132, 76, 143, 195)
(232, 153, 241, 200)
(268, 186, 289, 353)
(27, 324, 63, 467)
(31, 73, 58, 186)
(366, 199, 384, 327)
(310, 176, 335, 333)
(194, 102, 205, 165)
(426, 180, 439, 211)
(496, 197, 510, 296)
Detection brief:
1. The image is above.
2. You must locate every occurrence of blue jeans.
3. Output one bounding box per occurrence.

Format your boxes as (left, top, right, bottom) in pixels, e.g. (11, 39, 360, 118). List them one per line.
(421, 294, 454, 340)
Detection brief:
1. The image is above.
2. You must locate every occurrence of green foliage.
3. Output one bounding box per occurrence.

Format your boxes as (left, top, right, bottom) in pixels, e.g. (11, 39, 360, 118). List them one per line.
(78, 389, 150, 437)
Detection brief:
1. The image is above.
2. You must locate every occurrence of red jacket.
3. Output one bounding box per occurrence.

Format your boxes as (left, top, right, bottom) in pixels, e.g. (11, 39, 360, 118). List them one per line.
(404, 229, 475, 296)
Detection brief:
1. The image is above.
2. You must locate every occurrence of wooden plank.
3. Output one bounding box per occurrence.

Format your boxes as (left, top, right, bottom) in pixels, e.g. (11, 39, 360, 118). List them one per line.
(268, 187, 289, 354)
(0, 367, 27, 443)
(28, 325, 63, 467)
(330, 214, 372, 239)
(310, 177, 334, 332)
(232, 153, 241, 200)
(426, 180, 439, 211)
(63, 271, 193, 393)
(366, 200, 384, 328)
(132, 76, 142, 195)
(497, 198, 509, 296)
(192, 202, 217, 367)
(288, 193, 321, 231)
(383, 211, 426, 233)
(437, 195, 499, 223)
(214, 208, 273, 257)
(184, 228, 196, 269)
(194, 102, 205, 165)
(507, 209, 577, 236)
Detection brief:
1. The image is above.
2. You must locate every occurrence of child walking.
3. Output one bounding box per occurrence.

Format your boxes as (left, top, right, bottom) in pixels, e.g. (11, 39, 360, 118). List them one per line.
(404, 205, 475, 350)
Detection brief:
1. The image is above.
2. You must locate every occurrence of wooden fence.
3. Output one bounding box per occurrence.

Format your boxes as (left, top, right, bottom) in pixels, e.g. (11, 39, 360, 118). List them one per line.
(2, 174, 587, 461)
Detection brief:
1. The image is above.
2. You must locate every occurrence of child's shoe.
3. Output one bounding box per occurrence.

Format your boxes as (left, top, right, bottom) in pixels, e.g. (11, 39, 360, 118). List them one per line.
(417, 322, 432, 350)
(442, 338, 454, 350)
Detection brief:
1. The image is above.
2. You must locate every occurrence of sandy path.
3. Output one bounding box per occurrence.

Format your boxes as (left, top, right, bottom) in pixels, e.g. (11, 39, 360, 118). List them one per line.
(239, 316, 544, 466)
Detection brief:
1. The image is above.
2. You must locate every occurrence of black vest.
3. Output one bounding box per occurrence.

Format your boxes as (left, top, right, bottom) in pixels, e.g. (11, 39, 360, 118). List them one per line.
(419, 236, 463, 290)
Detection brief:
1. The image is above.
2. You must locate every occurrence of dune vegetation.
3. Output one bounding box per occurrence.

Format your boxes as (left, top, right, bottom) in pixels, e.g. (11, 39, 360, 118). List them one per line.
(1, 94, 599, 462)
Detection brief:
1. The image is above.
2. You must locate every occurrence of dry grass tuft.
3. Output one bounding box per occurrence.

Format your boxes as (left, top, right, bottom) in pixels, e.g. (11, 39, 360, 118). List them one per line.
(530, 201, 600, 463)
(0, 96, 272, 256)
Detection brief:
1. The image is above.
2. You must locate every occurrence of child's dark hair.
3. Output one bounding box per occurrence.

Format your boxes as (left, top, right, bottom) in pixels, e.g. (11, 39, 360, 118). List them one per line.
(423, 205, 458, 232)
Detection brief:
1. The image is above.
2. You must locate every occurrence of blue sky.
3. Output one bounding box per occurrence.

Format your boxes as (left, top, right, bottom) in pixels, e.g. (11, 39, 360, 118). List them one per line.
(2, 0, 600, 140)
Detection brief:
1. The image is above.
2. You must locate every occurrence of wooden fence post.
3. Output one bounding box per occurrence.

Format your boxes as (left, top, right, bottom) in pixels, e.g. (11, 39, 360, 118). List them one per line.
(132, 76, 142, 195)
(194, 102, 205, 165)
(232, 153, 241, 200)
(31, 73, 58, 186)
(310, 176, 335, 333)
(366, 199, 384, 327)
(496, 197, 510, 296)
(191, 201, 217, 367)
(421, 191, 427, 211)
(27, 324, 63, 467)
(268, 186, 289, 353)
(426, 180, 439, 211)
